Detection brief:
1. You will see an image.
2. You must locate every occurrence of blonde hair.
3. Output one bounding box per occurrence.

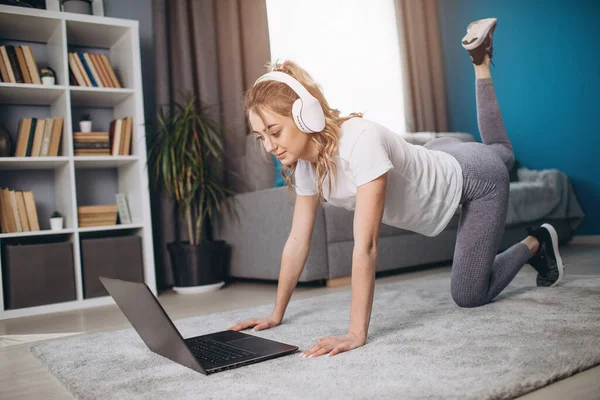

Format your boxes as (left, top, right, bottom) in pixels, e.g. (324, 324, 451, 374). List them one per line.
(244, 59, 363, 201)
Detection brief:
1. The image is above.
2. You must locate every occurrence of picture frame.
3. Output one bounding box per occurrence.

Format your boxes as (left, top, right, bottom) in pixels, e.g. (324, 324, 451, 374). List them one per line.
(115, 193, 132, 225)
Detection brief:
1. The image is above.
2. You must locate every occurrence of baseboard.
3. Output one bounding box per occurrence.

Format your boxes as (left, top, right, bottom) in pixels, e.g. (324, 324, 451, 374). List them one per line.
(570, 235, 600, 245)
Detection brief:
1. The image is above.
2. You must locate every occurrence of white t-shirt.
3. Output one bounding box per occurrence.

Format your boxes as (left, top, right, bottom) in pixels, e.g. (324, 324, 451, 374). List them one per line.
(294, 118, 463, 237)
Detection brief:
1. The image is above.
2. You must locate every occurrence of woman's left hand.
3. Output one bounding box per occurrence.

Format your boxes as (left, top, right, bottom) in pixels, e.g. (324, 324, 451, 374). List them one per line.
(302, 332, 366, 358)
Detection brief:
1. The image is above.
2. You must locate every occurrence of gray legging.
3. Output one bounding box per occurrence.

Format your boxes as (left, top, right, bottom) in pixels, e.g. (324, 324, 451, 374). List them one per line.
(424, 78, 531, 308)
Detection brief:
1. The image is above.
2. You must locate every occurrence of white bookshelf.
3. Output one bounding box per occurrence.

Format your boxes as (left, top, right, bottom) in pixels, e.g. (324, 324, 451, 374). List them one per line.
(0, 5, 156, 320)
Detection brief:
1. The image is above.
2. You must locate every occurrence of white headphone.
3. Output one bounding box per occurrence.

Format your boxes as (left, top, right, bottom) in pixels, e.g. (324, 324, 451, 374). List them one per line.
(253, 71, 326, 133)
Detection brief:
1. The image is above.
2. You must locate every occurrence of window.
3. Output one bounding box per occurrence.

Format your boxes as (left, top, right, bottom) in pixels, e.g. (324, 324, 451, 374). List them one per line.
(265, 0, 406, 134)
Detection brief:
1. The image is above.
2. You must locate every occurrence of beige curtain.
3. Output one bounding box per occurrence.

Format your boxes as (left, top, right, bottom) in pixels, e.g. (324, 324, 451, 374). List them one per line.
(394, 0, 448, 132)
(152, 0, 271, 288)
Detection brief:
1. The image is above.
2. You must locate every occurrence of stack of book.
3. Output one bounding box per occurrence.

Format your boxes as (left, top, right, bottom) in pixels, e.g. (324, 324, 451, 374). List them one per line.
(14, 117, 64, 157)
(0, 188, 40, 233)
(68, 51, 122, 88)
(77, 205, 118, 227)
(109, 117, 133, 155)
(74, 132, 110, 156)
(0, 45, 41, 84)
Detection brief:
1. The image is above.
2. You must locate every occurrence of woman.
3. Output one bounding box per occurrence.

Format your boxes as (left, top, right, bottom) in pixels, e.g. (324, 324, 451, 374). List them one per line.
(229, 18, 564, 359)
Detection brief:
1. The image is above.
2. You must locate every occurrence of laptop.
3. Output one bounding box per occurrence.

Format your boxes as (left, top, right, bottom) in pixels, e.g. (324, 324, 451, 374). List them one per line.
(99, 277, 298, 375)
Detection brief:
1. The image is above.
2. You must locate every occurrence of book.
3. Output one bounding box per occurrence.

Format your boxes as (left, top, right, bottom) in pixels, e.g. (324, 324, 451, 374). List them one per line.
(23, 190, 39, 231)
(6, 46, 24, 83)
(111, 118, 123, 155)
(1, 188, 16, 233)
(77, 204, 119, 214)
(30, 118, 46, 157)
(100, 54, 121, 88)
(73, 142, 110, 150)
(15, 47, 31, 84)
(83, 53, 103, 88)
(0, 49, 10, 83)
(15, 118, 33, 157)
(48, 117, 64, 157)
(91, 53, 112, 88)
(77, 52, 97, 87)
(39, 118, 54, 157)
(16, 191, 30, 232)
(25, 118, 37, 156)
(68, 52, 87, 87)
(9, 190, 22, 232)
(21, 45, 41, 85)
(73, 52, 92, 87)
(0, 189, 6, 233)
(116, 193, 132, 224)
(0, 46, 16, 83)
(69, 67, 77, 86)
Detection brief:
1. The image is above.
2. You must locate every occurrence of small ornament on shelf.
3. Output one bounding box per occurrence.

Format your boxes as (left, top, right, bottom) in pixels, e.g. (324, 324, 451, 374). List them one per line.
(50, 210, 63, 231)
(79, 114, 92, 133)
(40, 67, 56, 86)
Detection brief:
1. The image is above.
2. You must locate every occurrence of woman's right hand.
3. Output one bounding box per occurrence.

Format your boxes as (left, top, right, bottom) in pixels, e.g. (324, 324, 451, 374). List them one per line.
(228, 315, 281, 332)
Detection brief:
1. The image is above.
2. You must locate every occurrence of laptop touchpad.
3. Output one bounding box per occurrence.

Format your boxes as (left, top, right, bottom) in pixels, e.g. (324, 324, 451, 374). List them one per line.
(228, 337, 275, 353)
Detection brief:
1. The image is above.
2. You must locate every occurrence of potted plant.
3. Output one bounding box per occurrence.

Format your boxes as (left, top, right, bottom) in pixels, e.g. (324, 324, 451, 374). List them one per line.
(40, 68, 55, 86)
(61, 0, 92, 15)
(148, 92, 235, 294)
(79, 114, 92, 133)
(50, 211, 63, 230)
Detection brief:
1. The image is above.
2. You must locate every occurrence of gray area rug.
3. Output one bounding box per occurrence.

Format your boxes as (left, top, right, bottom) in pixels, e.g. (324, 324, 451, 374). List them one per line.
(30, 273, 600, 400)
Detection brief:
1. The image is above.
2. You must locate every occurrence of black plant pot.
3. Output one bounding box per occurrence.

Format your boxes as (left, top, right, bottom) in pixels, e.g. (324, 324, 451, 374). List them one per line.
(167, 240, 228, 288)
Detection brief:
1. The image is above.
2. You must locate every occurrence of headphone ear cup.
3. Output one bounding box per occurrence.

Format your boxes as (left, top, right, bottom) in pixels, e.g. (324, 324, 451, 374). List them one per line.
(292, 99, 312, 133)
(292, 98, 325, 133)
(302, 100, 326, 132)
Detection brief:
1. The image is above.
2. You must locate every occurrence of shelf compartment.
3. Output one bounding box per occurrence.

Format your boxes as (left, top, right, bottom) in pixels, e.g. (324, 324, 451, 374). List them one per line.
(70, 87, 134, 107)
(0, 84, 67, 105)
(0, 165, 75, 230)
(66, 20, 131, 48)
(0, 10, 61, 43)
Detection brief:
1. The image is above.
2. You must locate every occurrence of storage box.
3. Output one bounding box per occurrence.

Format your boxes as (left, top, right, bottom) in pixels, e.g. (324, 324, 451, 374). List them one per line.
(2, 242, 76, 309)
(81, 235, 144, 298)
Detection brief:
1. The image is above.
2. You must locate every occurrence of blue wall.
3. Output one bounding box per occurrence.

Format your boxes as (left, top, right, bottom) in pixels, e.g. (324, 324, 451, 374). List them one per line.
(437, 0, 600, 235)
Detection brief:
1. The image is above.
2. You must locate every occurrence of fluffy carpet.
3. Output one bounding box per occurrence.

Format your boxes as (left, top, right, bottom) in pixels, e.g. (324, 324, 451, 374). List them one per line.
(30, 273, 600, 400)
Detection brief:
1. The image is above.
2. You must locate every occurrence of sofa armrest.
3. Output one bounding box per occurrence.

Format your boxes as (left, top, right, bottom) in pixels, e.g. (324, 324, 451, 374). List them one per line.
(213, 187, 329, 282)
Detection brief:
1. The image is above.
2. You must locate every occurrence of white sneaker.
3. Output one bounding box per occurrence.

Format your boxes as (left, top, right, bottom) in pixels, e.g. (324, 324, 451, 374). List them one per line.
(461, 18, 497, 50)
(461, 18, 498, 65)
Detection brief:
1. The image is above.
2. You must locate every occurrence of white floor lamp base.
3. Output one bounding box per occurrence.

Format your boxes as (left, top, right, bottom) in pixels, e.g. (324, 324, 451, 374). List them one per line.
(172, 281, 225, 294)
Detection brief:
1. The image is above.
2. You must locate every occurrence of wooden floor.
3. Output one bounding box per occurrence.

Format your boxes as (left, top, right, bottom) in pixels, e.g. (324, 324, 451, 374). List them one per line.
(1, 240, 598, 399)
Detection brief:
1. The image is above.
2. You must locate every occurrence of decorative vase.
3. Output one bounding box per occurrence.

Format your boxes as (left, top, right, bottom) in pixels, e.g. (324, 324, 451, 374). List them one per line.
(62, 0, 92, 15)
(79, 121, 92, 133)
(41, 76, 55, 86)
(50, 217, 64, 230)
(0, 120, 13, 157)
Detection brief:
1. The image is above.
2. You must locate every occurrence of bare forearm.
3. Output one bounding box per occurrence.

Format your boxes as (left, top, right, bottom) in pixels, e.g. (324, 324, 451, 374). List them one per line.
(272, 245, 309, 321)
(348, 249, 377, 342)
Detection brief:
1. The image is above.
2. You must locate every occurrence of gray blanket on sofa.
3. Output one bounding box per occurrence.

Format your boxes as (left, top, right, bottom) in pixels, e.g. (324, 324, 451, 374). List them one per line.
(504, 168, 585, 229)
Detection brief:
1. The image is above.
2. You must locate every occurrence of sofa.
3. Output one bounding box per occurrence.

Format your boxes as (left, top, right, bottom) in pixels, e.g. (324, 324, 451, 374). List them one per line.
(214, 132, 585, 286)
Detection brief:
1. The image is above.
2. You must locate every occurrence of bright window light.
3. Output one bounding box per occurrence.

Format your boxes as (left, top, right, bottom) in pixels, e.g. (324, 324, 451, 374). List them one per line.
(265, 0, 406, 134)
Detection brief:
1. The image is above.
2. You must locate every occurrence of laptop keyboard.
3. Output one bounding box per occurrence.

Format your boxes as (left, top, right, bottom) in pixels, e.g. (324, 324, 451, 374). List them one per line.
(187, 338, 254, 365)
